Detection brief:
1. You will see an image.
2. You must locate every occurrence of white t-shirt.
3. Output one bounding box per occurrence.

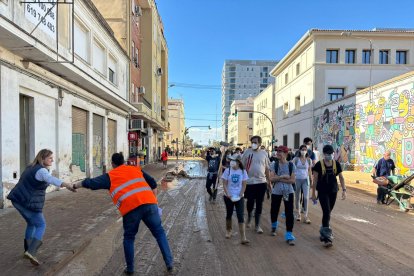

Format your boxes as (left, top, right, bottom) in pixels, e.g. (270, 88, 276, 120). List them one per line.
(241, 148, 270, 185)
(221, 168, 249, 198)
(293, 157, 311, 180)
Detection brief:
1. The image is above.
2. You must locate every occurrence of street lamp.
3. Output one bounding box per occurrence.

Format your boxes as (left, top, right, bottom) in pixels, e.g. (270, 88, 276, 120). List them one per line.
(341, 31, 373, 101)
(233, 109, 276, 148)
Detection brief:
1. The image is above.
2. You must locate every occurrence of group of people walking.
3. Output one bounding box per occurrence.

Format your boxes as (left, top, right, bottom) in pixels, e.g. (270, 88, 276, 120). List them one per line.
(206, 135, 347, 248)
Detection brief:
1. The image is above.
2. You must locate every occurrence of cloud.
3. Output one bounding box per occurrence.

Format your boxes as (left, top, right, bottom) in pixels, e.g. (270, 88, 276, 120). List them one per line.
(188, 128, 222, 145)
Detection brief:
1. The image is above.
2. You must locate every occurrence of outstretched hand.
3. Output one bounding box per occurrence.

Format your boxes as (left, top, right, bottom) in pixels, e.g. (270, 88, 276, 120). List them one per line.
(61, 182, 77, 192)
(72, 181, 83, 190)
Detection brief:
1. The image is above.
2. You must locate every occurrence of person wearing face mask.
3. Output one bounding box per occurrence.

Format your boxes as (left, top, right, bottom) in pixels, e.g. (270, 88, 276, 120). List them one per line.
(296, 137, 316, 165)
(312, 145, 346, 247)
(292, 145, 313, 224)
(221, 154, 250, 244)
(241, 136, 271, 234)
(269, 145, 297, 245)
(205, 147, 221, 202)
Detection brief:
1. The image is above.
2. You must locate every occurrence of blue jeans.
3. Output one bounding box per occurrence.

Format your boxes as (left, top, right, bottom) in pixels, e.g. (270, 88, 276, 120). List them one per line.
(12, 201, 46, 240)
(122, 204, 173, 272)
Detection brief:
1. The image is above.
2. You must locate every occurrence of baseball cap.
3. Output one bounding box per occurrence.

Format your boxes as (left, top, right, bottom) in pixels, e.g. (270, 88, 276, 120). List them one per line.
(276, 145, 289, 153)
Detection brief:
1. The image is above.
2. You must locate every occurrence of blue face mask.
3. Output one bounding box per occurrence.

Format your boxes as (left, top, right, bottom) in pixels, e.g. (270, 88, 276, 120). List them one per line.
(324, 154, 333, 161)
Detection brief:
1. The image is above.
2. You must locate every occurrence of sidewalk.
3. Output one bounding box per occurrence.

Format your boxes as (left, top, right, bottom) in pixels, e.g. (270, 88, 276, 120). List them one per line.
(0, 162, 174, 276)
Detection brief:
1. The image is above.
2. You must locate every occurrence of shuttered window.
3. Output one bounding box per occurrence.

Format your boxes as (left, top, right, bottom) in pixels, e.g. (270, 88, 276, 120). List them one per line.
(93, 40, 106, 75)
(74, 20, 89, 62)
(107, 119, 117, 169)
(92, 114, 104, 177)
(72, 107, 88, 175)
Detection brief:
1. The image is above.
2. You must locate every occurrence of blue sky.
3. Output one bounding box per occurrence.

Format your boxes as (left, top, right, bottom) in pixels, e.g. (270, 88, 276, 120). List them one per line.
(156, 0, 414, 145)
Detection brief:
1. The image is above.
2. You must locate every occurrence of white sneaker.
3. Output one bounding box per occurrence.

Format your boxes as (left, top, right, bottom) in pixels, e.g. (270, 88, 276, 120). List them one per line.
(296, 213, 301, 222)
(255, 226, 264, 234)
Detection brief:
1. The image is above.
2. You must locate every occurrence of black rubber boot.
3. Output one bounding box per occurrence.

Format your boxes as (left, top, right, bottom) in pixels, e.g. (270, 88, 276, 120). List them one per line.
(24, 238, 42, 266)
(24, 239, 31, 252)
(24, 239, 32, 257)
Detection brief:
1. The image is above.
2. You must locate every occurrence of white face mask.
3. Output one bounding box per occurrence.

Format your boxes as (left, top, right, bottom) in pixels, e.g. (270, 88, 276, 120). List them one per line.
(324, 154, 333, 161)
(301, 150, 307, 156)
(251, 143, 258, 150)
(230, 161, 238, 168)
(306, 145, 311, 150)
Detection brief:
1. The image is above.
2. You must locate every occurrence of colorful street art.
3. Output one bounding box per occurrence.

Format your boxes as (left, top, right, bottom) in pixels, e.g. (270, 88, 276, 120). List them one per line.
(314, 103, 356, 166)
(355, 84, 414, 175)
(313, 82, 414, 175)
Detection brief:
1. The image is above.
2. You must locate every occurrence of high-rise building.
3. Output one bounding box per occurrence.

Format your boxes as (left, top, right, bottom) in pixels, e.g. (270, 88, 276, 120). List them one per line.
(222, 60, 277, 142)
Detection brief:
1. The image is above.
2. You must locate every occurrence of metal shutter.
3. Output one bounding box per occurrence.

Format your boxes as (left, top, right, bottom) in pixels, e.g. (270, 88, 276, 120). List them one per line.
(72, 107, 87, 175)
(107, 119, 117, 169)
(93, 114, 104, 177)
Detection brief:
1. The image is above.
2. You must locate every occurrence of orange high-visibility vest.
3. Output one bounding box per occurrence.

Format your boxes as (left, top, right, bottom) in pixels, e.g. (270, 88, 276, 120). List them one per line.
(108, 165, 157, 216)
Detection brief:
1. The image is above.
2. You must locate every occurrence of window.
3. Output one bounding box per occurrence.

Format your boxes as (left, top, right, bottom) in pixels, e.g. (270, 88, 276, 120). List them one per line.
(294, 133, 300, 149)
(362, 49, 372, 64)
(396, 50, 407, 64)
(135, 48, 139, 67)
(249, 113, 253, 118)
(328, 88, 345, 101)
(108, 55, 117, 84)
(283, 135, 288, 147)
(283, 102, 289, 118)
(285, 73, 288, 84)
(74, 20, 89, 62)
(326, 50, 339, 63)
(93, 40, 106, 75)
(296, 63, 300, 76)
(379, 50, 389, 64)
(345, 50, 356, 64)
(295, 96, 300, 113)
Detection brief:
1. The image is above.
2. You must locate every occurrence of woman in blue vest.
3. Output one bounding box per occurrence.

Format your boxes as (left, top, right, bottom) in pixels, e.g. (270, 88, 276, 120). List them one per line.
(7, 149, 76, 265)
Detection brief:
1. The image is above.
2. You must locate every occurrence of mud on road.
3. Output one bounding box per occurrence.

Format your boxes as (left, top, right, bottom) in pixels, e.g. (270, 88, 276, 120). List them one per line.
(60, 161, 414, 276)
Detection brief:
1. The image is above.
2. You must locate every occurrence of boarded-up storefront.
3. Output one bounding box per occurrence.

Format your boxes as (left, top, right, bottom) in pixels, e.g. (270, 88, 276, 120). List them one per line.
(72, 107, 88, 178)
(107, 119, 117, 169)
(92, 114, 104, 177)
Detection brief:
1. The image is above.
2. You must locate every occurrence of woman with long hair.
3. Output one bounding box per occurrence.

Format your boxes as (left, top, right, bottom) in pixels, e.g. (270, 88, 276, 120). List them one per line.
(7, 149, 76, 265)
(292, 144, 313, 224)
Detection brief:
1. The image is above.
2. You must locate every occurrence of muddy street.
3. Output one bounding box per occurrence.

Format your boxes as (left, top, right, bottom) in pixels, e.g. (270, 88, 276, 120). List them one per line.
(59, 160, 414, 276)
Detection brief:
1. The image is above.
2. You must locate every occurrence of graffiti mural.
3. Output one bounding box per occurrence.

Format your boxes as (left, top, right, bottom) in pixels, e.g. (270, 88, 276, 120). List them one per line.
(355, 84, 414, 175)
(314, 104, 356, 166)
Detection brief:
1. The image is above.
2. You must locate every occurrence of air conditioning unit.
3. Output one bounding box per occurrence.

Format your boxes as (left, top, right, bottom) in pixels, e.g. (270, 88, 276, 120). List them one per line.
(156, 67, 163, 76)
(138, 86, 145, 94)
(130, 119, 144, 130)
(134, 5, 142, 16)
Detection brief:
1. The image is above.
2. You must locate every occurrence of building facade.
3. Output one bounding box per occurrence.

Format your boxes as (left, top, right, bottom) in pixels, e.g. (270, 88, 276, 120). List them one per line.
(166, 98, 185, 152)
(228, 98, 253, 148)
(313, 70, 414, 175)
(222, 60, 277, 142)
(0, 0, 132, 208)
(253, 84, 276, 149)
(271, 29, 414, 151)
(92, 0, 169, 164)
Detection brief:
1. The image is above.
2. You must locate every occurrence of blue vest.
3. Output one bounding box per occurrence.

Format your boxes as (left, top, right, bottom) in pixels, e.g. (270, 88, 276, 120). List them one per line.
(7, 164, 49, 212)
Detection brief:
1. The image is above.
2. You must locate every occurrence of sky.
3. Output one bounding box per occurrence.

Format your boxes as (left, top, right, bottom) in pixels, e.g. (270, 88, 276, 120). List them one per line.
(156, 0, 414, 145)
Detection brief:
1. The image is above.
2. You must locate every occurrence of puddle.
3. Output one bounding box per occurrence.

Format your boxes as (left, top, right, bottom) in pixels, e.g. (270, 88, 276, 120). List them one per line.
(184, 161, 207, 178)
